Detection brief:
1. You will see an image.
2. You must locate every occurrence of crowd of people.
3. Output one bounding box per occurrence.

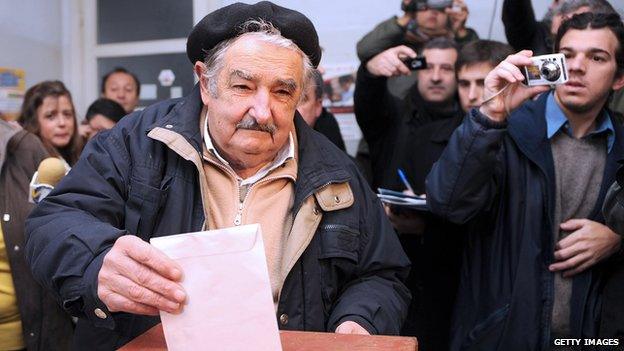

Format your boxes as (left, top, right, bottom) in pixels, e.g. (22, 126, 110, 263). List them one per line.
(2, 0, 624, 350)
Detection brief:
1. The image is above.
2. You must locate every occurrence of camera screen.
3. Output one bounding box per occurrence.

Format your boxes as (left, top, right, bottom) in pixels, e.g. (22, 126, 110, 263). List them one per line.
(526, 65, 542, 80)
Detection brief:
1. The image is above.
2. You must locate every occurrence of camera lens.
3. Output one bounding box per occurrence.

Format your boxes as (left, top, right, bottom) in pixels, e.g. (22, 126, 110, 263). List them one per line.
(540, 61, 561, 82)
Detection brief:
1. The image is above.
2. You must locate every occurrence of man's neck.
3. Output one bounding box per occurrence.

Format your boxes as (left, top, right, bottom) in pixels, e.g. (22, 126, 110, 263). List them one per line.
(554, 92, 606, 139)
(231, 160, 271, 179)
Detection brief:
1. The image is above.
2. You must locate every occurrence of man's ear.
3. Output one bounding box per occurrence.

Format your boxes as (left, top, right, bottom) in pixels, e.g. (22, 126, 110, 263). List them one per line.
(194, 61, 212, 105)
(612, 71, 624, 91)
(314, 99, 323, 118)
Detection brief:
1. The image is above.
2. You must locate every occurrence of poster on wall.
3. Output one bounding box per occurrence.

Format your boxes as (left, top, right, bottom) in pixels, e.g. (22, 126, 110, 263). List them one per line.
(321, 63, 361, 156)
(0, 68, 26, 121)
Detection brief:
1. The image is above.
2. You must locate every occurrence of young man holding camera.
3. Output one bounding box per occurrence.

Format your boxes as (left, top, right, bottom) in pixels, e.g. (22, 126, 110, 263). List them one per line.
(427, 12, 624, 349)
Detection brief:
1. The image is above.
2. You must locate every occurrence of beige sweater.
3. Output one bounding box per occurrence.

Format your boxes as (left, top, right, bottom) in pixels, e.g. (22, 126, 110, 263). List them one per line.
(200, 124, 298, 304)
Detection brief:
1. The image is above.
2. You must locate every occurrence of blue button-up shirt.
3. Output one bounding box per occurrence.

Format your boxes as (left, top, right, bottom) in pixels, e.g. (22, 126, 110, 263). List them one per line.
(545, 91, 614, 152)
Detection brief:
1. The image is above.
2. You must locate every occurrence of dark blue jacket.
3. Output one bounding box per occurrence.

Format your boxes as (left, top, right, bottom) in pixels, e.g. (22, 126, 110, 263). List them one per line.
(426, 93, 623, 350)
(25, 85, 410, 350)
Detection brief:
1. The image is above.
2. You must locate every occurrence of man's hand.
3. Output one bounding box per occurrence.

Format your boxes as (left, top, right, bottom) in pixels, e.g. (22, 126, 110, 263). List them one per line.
(98, 235, 187, 315)
(384, 204, 426, 234)
(78, 124, 93, 140)
(397, 8, 415, 28)
(479, 50, 550, 122)
(365, 45, 417, 78)
(335, 321, 370, 335)
(446, 0, 469, 38)
(549, 219, 622, 278)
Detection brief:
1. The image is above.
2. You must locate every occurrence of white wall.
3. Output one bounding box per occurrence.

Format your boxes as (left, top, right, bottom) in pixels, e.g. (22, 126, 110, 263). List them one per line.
(0, 0, 63, 88)
(0, 0, 595, 121)
(221, 0, 554, 68)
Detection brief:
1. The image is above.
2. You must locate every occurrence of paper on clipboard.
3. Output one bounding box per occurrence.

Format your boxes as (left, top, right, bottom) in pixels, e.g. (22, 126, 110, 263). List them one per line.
(150, 224, 282, 351)
(377, 188, 428, 211)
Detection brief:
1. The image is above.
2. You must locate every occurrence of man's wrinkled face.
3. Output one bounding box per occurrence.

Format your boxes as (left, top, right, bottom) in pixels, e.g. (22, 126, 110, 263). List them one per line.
(555, 28, 624, 114)
(417, 47, 458, 103)
(457, 62, 494, 113)
(198, 36, 304, 172)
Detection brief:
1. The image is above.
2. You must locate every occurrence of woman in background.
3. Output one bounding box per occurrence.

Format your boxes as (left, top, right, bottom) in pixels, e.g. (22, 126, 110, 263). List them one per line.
(18, 80, 83, 166)
(0, 115, 73, 350)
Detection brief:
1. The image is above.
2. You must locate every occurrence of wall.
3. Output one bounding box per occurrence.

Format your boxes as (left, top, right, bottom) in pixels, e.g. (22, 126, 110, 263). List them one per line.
(220, 0, 554, 68)
(0, 0, 63, 88)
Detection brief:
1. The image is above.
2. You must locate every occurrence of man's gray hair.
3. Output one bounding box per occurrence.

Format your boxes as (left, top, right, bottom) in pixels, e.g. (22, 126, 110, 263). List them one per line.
(559, 0, 617, 17)
(201, 19, 314, 99)
(309, 69, 324, 100)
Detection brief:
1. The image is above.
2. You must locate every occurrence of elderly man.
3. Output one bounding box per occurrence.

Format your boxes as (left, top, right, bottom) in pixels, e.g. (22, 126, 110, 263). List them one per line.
(25, 2, 410, 349)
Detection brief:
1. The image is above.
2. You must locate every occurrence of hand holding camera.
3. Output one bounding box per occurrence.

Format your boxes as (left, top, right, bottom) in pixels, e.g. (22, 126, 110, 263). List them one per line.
(479, 50, 553, 122)
(446, 0, 469, 36)
(522, 53, 568, 86)
(366, 45, 419, 77)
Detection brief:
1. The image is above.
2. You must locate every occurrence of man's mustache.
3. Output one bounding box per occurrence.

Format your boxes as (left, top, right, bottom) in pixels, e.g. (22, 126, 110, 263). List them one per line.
(236, 116, 276, 135)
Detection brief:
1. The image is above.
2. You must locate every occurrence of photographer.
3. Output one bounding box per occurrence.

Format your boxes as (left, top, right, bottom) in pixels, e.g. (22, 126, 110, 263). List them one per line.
(354, 37, 461, 190)
(376, 39, 511, 351)
(427, 12, 624, 349)
(357, 0, 478, 64)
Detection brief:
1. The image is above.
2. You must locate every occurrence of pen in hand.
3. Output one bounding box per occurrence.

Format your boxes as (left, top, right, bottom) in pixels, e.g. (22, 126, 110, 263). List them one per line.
(397, 168, 415, 195)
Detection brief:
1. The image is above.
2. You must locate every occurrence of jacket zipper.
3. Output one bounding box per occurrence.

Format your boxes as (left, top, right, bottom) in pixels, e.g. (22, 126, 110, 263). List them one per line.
(203, 155, 296, 226)
(234, 174, 296, 226)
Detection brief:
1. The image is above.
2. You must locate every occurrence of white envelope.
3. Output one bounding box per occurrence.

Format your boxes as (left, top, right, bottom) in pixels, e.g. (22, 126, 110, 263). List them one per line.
(150, 224, 282, 351)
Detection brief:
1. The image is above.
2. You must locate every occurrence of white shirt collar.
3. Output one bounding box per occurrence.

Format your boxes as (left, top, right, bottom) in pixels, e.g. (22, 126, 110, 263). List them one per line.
(203, 110, 294, 186)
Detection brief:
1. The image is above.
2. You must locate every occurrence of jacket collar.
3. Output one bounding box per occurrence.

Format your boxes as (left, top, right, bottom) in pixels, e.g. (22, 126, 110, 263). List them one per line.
(545, 92, 615, 152)
(508, 93, 557, 184)
(508, 91, 624, 220)
(292, 114, 352, 208)
(147, 84, 205, 154)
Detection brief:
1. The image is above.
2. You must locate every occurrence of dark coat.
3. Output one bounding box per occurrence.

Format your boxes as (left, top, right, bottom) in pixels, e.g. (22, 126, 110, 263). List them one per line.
(426, 93, 624, 350)
(354, 64, 462, 190)
(502, 0, 553, 55)
(393, 114, 465, 351)
(354, 65, 406, 189)
(314, 108, 346, 152)
(600, 164, 624, 340)
(25, 85, 411, 350)
(1, 130, 73, 351)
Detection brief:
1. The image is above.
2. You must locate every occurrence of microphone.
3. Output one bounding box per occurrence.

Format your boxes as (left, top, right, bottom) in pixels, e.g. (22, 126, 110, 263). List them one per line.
(30, 157, 69, 203)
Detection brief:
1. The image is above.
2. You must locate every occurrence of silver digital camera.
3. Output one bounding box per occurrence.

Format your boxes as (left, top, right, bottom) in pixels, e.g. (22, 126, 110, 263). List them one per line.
(522, 53, 568, 86)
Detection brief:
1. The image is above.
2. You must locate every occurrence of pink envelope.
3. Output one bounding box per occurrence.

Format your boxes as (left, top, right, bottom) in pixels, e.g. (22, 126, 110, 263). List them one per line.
(150, 224, 282, 351)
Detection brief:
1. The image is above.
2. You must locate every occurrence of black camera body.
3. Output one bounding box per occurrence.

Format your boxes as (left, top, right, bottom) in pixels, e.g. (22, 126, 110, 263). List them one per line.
(402, 0, 453, 12)
(402, 56, 428, 70)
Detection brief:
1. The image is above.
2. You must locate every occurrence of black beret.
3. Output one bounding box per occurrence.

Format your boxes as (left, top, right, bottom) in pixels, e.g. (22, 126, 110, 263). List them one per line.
(186, 1, 321, 67)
